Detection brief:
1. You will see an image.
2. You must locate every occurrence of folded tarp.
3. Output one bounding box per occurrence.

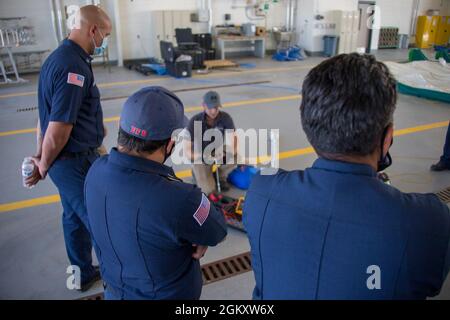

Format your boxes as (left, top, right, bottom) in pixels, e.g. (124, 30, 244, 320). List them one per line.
(385, 61, 450, 104)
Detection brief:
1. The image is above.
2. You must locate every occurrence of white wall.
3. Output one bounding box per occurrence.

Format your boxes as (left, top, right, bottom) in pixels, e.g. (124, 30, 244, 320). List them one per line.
(370, 0, 416, 50)
(0, 0, 59, 53)
(296, 0, 358, 53)
(296, 0, 450, 53)
(418, 0, 450, 15)
(211, 0, 287, 28)
(1, 0, 289, 61)
(2, 0, 449, 62)
(114, 0, 200, 60)
(372, 0, 450, 49)
(116, 0, 288, 60)
(296, 0, 316, 52)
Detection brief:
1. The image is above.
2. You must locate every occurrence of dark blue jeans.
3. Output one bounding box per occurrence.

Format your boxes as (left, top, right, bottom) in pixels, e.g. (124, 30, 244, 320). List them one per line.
(441, 122, 450, 166)
(48, 153, 99, 284)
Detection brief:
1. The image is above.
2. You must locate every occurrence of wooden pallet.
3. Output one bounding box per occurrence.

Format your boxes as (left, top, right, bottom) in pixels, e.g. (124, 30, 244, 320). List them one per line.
(204, 59, 238, 69)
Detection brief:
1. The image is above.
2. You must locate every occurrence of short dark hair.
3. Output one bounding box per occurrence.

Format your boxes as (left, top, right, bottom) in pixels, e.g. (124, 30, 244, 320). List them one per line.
(300, 53, 397, 157)
(117, 128, 170, 154)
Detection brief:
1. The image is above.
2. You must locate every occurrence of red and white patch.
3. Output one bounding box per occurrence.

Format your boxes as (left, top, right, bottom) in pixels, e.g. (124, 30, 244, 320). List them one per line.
(193, 194, 211, 226)
(67, 72, 85, 87)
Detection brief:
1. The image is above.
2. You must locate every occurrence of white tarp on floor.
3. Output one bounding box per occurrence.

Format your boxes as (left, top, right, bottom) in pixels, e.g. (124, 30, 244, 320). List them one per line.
(385, 61, 450, 94)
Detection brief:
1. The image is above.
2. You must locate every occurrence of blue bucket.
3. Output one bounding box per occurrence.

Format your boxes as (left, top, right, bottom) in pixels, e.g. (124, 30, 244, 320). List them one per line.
(227, 166, 260, 190)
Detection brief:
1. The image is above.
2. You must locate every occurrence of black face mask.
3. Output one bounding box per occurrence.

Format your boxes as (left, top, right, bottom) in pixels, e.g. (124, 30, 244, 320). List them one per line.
(377, 128, 393, 172)
(163, 142, 175, 164)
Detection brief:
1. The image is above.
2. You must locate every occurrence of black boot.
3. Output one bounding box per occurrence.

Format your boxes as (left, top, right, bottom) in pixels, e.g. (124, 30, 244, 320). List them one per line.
(430, 161, 450, 172)
(78, 266, 102, 292)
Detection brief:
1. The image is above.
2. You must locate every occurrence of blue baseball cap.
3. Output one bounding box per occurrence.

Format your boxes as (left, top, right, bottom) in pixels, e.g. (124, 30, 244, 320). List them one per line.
(203, 91, 221, 109)
(120, 86, 188, 141)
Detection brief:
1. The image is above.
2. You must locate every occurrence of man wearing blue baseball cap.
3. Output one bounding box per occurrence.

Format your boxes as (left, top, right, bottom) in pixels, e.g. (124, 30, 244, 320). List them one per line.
(185, 91, 238, 194)
(85, 86, 227, 300)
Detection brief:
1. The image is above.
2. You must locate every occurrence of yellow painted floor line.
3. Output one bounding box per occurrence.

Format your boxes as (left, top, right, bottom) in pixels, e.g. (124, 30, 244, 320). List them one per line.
(0, 91, 37, 99)
(0, 120, 448, 214)
(0, 65, 313, 100)
(394, 121, 449, 136)
(0, 195, 61, 213)
(97, 78, 162, 89)
(0, 94, 302, 137)
(0, 128, 38, 137)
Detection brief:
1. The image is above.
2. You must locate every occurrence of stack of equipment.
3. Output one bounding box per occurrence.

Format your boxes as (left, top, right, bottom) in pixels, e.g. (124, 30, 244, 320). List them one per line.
(175, 28, 205, 69)
(160, 41, 192, 78)
(193, 33, 216, 60)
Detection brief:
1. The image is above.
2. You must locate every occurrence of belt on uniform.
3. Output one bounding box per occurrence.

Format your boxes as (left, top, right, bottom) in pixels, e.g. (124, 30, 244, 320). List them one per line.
(57, 149, 97, 160)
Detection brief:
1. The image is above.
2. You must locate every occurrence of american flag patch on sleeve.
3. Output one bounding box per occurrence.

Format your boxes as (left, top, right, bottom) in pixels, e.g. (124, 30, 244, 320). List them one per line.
(67, 72, 85, 87)
(193, 194, 211, 226)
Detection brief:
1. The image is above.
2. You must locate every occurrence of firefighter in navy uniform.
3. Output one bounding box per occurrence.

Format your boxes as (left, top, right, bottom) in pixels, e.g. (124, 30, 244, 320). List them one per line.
(26, 5, 112, 291)
(85, 86, 227, 300)
(243, 54, 450, 300)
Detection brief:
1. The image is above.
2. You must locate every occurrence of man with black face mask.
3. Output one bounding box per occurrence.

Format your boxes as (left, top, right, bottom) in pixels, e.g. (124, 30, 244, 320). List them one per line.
(25, 5, 112, 292)
(244, 54, 450, 300)
(85, 86, 227, 300)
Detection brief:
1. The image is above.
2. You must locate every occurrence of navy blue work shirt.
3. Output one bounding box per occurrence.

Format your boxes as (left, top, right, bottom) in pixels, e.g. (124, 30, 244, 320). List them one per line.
(85, 148, 228, 300)
(243, 158, 450, 300)
(187, 111, 235, 156)
(38, 39, 104, 153)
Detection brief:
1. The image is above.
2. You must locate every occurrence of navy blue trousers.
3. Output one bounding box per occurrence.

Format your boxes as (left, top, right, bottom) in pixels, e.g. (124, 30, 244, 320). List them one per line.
(48, 153, 98, 283)
(441, 122, 450, 166)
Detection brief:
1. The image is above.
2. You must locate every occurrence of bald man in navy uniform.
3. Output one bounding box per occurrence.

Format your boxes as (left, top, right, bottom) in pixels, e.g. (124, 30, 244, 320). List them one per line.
(26, 5, 112, 291)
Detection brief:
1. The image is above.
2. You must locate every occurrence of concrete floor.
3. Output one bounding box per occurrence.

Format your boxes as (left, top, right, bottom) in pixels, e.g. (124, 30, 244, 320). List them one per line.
(0, 49, 449, 300)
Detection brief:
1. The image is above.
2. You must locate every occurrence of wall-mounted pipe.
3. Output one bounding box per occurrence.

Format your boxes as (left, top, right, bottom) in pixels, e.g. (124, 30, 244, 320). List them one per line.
(54, 0, 65, 42)
(207, 0, 213, 33)
(49, 0, 61, 47)
(112, 0, 123, 67)
(286, 0, 291, 30)
(291, 0, 297, 32)
(286, 0, 297, 31)
(410, 0, 420, 37)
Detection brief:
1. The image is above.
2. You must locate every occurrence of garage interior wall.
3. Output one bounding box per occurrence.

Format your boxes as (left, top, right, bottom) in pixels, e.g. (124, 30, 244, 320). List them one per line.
(296, 0, 450, 54)
(0, 0, 449, 61)
(0, 0, 287, 62)
(0, 0, 59, 54)
(296, 0, 359, 54)
(115, 0, 288, 60)
(371, 0, 450, 49)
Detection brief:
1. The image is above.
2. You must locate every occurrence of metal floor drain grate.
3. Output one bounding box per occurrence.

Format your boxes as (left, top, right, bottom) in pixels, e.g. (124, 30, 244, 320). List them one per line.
(17, 106, 38, 113)
(201, 252, 252, 285)
(435, 187, 450, 204)
(80, 252, 253, 300)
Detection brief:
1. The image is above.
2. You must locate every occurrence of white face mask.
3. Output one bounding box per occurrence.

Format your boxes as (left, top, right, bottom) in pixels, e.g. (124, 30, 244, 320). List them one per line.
(92, 28, 108, 56)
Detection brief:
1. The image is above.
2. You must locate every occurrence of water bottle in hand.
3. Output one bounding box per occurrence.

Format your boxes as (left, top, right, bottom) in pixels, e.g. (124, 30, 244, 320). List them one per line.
(22, 157, 35, 189)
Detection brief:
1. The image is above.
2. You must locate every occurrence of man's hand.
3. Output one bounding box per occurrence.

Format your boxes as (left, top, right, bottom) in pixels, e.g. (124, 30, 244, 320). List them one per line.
(192, 245, 208, 260)
(31, 156, 48, 180)
(24, 157, 43, 187)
